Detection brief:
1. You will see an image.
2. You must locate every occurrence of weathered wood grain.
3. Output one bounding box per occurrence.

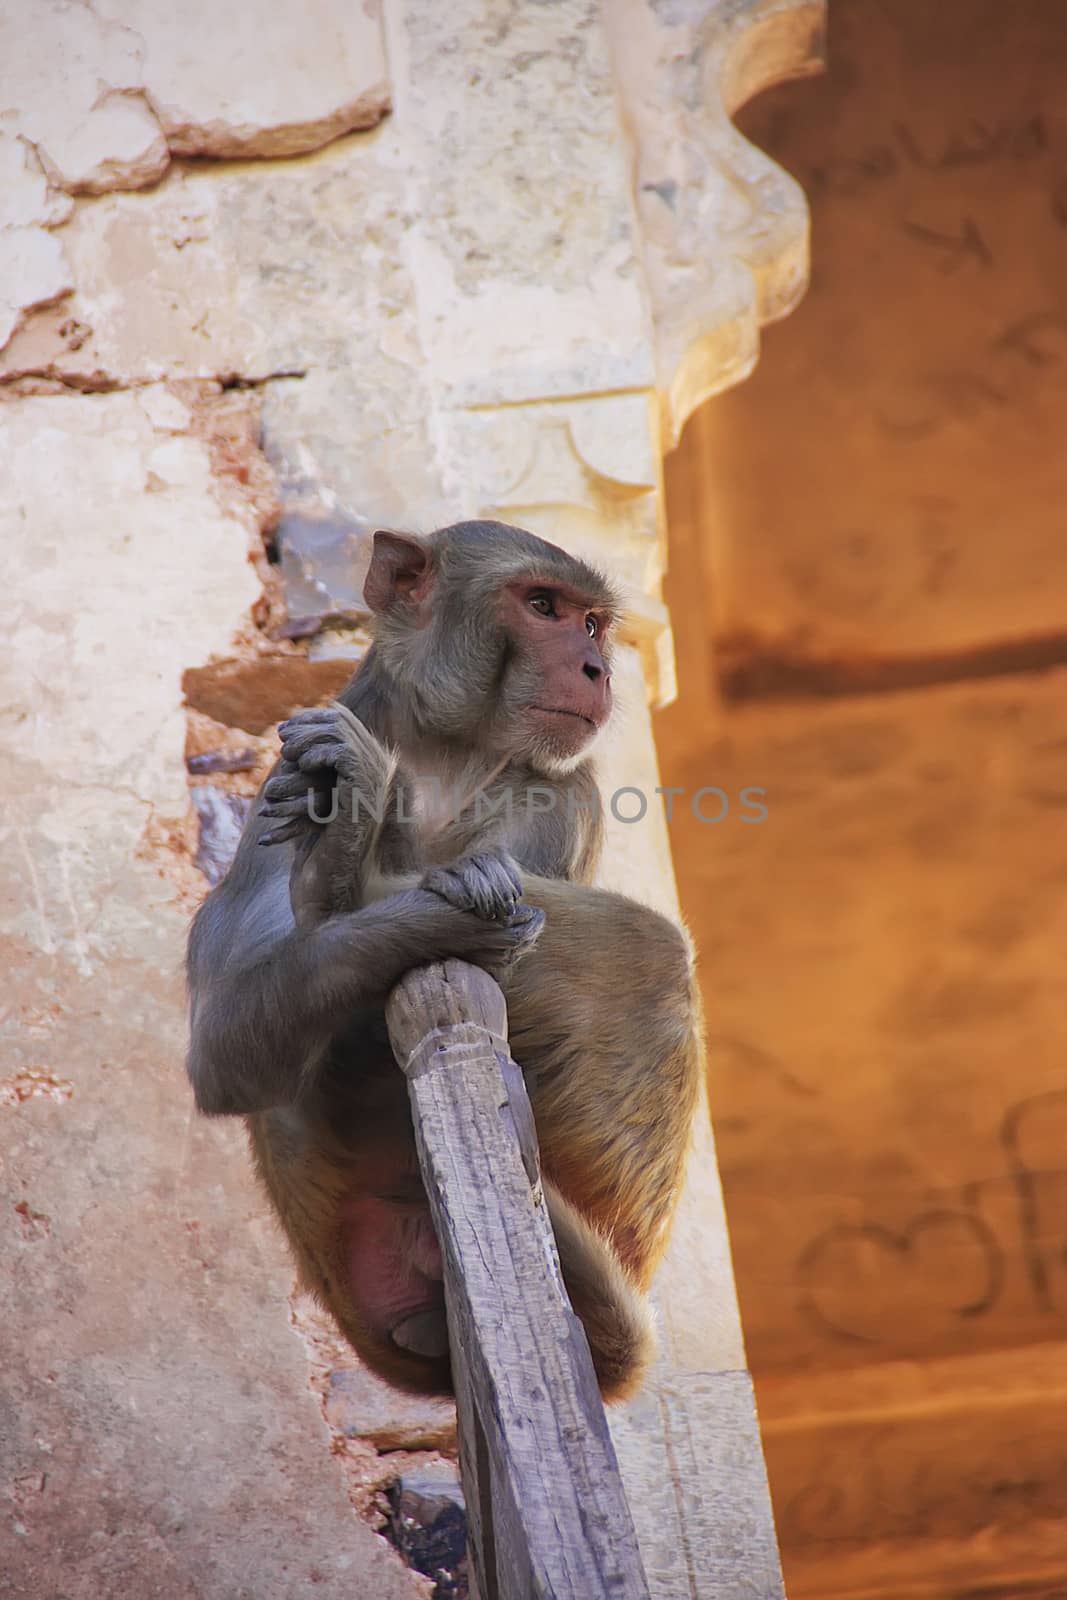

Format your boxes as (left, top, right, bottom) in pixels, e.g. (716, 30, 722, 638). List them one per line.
(386, 958, 651, 1600)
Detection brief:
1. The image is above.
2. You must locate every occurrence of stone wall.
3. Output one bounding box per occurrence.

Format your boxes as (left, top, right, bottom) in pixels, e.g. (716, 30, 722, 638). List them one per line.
(0, 4, 827, 1596)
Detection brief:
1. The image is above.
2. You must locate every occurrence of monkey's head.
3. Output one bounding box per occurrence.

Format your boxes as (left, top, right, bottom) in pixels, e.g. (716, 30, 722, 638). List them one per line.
(364, 520, 620, 771)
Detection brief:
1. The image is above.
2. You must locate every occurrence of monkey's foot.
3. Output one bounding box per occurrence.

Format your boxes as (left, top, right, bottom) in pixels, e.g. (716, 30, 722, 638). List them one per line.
(421, 848, 523, 922)
(468, 902, 545, 973)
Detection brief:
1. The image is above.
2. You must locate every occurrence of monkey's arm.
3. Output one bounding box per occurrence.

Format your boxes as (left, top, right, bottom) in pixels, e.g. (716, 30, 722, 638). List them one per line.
(186, 834, 541, 1117)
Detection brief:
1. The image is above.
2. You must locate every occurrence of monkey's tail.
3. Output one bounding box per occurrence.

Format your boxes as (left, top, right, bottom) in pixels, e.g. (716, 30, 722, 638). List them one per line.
(544, 1180, 656, 1402)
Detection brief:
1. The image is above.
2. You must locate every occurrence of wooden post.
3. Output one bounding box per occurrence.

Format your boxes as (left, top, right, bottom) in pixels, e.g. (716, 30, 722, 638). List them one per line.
(385, 959, 652, 1600)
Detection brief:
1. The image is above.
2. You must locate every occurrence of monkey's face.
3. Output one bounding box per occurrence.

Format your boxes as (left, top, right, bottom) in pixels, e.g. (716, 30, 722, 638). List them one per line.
(363, 524, 619, 770)
(497, 578, 614, 768)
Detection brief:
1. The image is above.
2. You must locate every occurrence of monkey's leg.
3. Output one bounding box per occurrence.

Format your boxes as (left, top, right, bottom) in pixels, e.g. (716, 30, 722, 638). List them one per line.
(501, 878, 702, 1396)
(386, 852, 696, 1394)
(248, 1061, 457, 1398)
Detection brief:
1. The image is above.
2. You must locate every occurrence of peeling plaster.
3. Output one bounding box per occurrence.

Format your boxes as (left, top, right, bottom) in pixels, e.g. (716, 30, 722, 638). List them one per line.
(0, 0, 391, 353)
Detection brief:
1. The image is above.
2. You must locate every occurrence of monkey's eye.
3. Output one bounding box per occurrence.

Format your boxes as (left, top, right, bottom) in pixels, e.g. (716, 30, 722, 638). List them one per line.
(585, 614, 597, 638)
(528, 592, 556, 617)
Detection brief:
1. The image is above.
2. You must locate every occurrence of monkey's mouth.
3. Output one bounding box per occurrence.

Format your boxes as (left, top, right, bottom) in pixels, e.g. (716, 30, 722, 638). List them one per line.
(534, 706, 598, 729)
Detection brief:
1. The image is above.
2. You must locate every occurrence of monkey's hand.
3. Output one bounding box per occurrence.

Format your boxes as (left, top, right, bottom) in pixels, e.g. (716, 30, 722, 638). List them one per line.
(258, 703, 396, 848)
(421, 849, 524, 923)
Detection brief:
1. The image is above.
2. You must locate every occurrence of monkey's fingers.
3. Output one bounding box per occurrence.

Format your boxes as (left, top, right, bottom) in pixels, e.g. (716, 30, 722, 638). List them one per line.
(294, 739, 352, 775)
(279, 721, 361, 777)
(278, 702, 373, 735)
(278, 727, 346, 768)
(278, 732, 335, 764)
(464, 851, 522, 920)
(257, 816, 307, 847)
(262, 767, 313, 803)
(258, 793, 320, 823)
(280, 703, 392, 778)
(473, 849, 523, 904)
(422, 862, 511, 921)
(277, 708, 337, 739)
(421, 849, 523, 922)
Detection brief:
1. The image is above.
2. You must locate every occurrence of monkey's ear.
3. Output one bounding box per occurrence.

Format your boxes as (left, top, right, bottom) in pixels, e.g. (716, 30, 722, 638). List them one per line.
(364, 530, 433, 613)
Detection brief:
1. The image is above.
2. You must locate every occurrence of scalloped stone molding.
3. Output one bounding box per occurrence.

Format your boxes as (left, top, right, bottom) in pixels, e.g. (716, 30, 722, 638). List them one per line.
(607, 0, 826, 445)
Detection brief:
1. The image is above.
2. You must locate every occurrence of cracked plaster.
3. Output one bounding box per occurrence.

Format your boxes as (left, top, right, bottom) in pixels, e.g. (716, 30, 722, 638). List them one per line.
(0, 0, 389, 353)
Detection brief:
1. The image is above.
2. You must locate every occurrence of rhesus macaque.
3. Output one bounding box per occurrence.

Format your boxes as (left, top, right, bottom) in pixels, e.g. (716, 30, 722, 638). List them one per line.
(187, 521, 701, 1399)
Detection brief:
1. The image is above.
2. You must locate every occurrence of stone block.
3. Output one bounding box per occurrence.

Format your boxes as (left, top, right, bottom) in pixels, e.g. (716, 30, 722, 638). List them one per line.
(324, 1367, 457, 1454)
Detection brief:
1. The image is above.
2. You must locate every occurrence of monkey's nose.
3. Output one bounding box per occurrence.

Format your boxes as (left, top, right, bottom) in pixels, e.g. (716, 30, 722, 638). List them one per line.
(582, 660, 604, 682)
